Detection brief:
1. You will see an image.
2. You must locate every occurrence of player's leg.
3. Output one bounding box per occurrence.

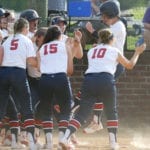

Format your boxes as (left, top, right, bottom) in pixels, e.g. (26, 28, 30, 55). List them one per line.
(59, 74, 98, 149)
(11, 68, 35, 149)
(59, 93, 95, 149)
(35, 74, 54, 149)
(3, 96, 21, 148)
(83, 102, 104, 134)
(54, 73, 74, 149)
(102, 78, 119, 150)
(74, 90, 104, 134)
(83, 64, 124, 134)
(27, 76, 40, 112)
(0, 67, 12, 145)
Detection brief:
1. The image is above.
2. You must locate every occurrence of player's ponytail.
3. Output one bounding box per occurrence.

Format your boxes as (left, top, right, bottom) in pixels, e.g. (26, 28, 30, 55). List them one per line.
(13, 18, 29, 35)
(42, 25, 61, 44)
(98, 28, 114, 44)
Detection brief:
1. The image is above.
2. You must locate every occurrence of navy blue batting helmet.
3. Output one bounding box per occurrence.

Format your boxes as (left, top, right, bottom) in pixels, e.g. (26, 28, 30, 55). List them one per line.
(51, 16, 67, 25)
(20, 9, 41, 21)
(100, 1, 120, 18)
(0, 8, 10, 18)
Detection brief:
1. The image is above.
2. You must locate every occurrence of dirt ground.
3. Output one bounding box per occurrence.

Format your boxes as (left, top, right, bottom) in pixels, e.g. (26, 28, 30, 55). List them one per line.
(1, 124, 150, 150)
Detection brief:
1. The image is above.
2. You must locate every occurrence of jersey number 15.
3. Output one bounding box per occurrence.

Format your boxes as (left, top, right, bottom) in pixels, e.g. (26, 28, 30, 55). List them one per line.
(44, 44, 58, 55)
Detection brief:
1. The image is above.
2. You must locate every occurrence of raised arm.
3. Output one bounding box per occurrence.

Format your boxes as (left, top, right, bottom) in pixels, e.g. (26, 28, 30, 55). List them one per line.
(66, 38, 73, 76)
(71, 30, 83, 59)
(117, 44, 146, 69)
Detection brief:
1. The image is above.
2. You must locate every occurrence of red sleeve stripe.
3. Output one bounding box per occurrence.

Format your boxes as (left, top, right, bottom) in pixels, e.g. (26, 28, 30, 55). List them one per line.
(107, 120, 118, 128)
(69, 119, 81, 130)
(9, 121, 20, 127)
(24, 119, 35, 128)
(94, 103, 104, 110)
(42, 121, 53, 129)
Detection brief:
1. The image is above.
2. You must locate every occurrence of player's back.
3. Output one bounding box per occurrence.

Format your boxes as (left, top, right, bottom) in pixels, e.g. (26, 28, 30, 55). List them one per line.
(2, 34, 35, 69)
(85, 44, 119, 75)
(39, 40, 68, 74)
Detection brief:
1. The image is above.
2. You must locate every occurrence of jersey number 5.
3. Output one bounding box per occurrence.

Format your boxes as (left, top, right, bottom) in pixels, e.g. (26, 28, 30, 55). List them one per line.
(92, 48, 106, 59)
(44, 44, 58, 55)
(10, 39, 19, 50)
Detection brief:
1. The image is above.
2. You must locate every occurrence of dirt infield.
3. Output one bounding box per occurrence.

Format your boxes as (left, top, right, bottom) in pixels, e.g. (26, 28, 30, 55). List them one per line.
(1, 125, 150, 150)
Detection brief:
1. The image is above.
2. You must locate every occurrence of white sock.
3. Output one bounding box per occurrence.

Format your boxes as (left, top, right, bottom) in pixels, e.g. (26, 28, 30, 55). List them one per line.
(27, 132, 35, 149)
(93, 115, 99, 123)
(59, 131, 64, 141)
(109, 132, 116, 143)
(20, 131, 27, 139)
(64, 129, 71, 139)
(11, 134, 17, 147)
(45, 132, 53, 148)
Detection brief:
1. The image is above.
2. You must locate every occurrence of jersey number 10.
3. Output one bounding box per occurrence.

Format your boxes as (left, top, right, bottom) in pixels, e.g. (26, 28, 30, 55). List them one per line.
(92, 48, 106, 59)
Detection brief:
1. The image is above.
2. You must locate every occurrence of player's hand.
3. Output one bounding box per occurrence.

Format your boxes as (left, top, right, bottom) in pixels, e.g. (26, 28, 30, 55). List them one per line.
(135, 43, 146, 54)
(93, 43, 98, 47)
(66, 37, 74, 49)
(74, 30, 82, 42)
(85, 22, 95, 33)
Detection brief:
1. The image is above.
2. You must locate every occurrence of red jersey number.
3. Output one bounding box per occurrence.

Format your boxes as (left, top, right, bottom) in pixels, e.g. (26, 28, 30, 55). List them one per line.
(92, 48, 107, 59)
(44, 44, 58, 55)
(10, 39, 19, 50)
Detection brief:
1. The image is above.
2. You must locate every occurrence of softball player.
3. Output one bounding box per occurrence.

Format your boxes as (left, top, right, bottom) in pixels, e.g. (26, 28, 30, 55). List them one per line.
(83, 1, 127, 134)
(20, 9, 40, 40)
(59, 28, 145, 150)
(35, 25, 74, 149)
(0, 18, 37, 149)
(50, 16, 83, 148)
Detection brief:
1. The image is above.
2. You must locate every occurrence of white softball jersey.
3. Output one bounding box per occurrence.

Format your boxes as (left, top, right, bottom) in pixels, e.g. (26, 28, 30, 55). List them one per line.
(27, 31, 35, 39)
(85, 44, 120, 75)
(39, 40, 68, 74)
(110, 20, 126, 55)
(2, 34, 36, 69)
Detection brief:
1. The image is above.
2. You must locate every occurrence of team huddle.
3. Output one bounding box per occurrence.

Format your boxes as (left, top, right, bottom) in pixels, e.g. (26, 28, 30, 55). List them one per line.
(0, 1, 146, 150)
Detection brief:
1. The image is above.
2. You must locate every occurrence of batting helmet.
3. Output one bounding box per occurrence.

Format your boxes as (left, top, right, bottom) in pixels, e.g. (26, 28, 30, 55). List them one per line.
(0, 8, 10, 18)
(20, 9, 40, 21)
(51, 16, 67, 25)
(100, 1, 120, 18)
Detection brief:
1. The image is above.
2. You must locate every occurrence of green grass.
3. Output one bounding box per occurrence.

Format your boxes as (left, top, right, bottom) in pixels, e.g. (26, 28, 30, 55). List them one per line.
(127, 36, 139, 50)
(127, 7, 146, 20)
